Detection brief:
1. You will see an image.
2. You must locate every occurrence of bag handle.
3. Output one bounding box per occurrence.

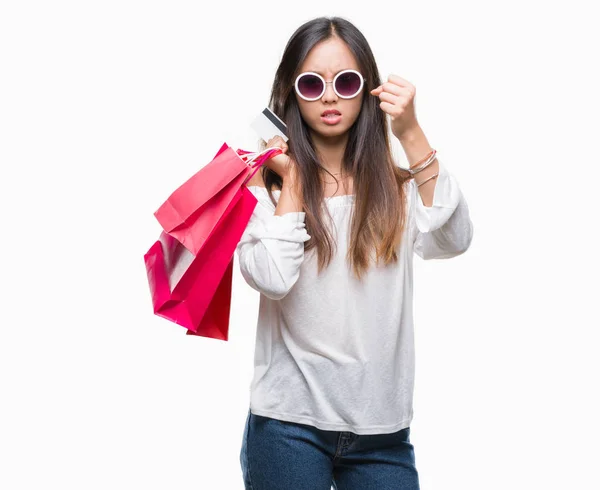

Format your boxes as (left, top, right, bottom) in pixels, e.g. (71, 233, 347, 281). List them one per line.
(238, 146, 281, 165)
(239, 146, 284, 187)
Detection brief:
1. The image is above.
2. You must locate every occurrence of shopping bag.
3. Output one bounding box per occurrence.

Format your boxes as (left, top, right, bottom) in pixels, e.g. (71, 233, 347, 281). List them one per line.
(144, 184, 258, 340)
(153, 142, 281, 256)
(184, 258, 233, 338)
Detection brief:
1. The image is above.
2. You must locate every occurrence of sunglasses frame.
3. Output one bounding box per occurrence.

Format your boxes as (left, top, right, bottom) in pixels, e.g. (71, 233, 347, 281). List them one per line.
(294, 69, 366, 101)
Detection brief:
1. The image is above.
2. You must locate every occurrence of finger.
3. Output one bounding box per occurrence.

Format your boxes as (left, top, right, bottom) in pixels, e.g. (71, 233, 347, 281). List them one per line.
(379, 101, 396, 114)
(378, 82, 404, 96)
(377, 91, 399, 105)
(371, 80, 405, 95)
(268, 136, 285, 148)
(370, 86, 398, 98)
(370, 86, 382, 96)
(272, 139, 287, 153)
(387, 74, 414, 90)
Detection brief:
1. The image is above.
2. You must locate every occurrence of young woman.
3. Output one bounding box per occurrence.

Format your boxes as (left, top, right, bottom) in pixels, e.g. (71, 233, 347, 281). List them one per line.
(236, 16, 473, 490)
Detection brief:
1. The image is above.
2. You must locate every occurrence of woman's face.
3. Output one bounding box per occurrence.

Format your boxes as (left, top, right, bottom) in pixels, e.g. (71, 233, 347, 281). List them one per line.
(295, 37, 364, 141)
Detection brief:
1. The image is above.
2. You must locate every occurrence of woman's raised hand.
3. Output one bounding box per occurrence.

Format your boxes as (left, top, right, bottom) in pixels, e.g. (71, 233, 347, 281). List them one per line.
(262, 136, 298, 184)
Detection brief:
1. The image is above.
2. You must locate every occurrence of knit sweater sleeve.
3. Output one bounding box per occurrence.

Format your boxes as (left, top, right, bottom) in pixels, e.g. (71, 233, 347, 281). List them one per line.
(410, 159, 474, 259)
(236, 186, 311, 300)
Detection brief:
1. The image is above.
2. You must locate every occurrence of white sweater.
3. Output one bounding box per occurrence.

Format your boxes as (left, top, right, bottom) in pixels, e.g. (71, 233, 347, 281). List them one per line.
(235, 159, 473, 435)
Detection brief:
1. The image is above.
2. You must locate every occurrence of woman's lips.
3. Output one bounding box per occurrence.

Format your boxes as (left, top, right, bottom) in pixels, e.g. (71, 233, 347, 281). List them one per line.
(321, 114, 342, 125)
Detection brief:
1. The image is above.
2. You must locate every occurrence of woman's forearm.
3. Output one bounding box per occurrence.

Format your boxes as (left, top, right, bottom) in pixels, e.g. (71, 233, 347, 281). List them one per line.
(398, 125, 439, 207)
(275, 180, 304, 216)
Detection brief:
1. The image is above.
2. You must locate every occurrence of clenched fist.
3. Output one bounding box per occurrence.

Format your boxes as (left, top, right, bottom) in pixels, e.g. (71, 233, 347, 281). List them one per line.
(262, 136, 299, 184)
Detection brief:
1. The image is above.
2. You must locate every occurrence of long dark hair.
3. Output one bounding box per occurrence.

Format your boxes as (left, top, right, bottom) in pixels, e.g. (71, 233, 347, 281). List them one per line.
(259, 16, 412, 280)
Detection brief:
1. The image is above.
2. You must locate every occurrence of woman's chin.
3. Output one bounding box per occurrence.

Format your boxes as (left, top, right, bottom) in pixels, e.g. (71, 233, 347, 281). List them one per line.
(310, 123, 348, 139)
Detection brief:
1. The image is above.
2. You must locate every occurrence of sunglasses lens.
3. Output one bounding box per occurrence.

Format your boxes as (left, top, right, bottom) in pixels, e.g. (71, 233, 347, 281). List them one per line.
(297, 74, 324, 99)
(336, 71, 362, 97)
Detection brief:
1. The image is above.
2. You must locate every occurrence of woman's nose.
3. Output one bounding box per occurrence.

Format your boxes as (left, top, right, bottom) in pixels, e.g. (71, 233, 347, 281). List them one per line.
(322, 81, 337, 102)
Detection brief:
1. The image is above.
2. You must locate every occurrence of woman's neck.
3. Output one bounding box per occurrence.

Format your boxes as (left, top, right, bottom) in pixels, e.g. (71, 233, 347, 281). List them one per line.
(311, 130, 349, 175)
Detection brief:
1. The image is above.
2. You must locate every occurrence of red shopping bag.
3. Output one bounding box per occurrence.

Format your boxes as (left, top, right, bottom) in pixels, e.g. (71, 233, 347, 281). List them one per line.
(144, 185, 258, 340)
(154, 143, 280, 256)
(144, 142, 282, 339)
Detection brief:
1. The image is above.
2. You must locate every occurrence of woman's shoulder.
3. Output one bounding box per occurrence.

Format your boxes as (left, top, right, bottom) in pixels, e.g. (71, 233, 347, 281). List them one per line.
(245, 173, 279, 214)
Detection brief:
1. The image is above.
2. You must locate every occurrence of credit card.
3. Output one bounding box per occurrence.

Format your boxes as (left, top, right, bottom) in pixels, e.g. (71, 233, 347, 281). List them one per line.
(250, 107, 288, 143)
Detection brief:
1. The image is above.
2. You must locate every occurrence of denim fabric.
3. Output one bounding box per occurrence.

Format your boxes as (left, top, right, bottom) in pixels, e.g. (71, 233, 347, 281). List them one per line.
(240, 408, 420, 490)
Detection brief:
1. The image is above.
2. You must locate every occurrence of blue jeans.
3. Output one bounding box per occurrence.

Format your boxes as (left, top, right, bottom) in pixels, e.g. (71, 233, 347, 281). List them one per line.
(240, 408, 420, 490)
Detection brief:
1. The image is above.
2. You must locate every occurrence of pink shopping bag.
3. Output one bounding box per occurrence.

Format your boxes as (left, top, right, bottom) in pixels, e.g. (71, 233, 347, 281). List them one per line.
(144, 142, 281, 338)
(144, 185, 258, 340)
(153, 142, 280, 256)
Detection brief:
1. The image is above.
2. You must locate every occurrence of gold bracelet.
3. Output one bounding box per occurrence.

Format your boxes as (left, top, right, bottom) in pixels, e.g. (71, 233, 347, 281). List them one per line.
(416, 172, 439, 187)
(409, 149, 437, 175)
(410, 156, 436, 175)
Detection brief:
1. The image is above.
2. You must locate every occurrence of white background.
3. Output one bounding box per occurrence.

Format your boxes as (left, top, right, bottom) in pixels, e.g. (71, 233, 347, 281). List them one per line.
(1, 1, 598, 489)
